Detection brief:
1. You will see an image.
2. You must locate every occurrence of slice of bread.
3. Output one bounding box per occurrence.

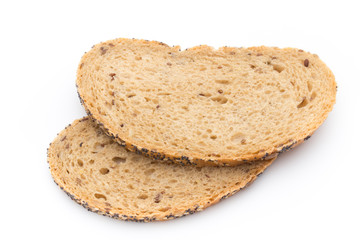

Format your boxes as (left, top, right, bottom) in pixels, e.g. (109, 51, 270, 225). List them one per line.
(77, 38, 336, 166)
(47, 118, 274, 222)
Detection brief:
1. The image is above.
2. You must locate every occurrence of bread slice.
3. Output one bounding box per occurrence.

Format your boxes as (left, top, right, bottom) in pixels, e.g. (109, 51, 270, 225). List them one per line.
(47, 117, 274, 222)
(77, 38, 336, 166)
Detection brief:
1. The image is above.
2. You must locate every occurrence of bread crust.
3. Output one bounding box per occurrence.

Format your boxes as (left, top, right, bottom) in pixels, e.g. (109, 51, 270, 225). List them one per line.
(76, 38, 336, 166)
(47, 117, 274, 222)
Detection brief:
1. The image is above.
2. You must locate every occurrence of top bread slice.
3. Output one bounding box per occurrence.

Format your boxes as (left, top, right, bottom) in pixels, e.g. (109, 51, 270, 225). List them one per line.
(77, 38, 336, 166)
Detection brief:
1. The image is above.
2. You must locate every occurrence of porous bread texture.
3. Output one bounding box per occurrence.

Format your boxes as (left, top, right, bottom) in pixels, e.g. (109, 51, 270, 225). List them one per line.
(77, 38, 336, 166)
(47, 118, 273, 222)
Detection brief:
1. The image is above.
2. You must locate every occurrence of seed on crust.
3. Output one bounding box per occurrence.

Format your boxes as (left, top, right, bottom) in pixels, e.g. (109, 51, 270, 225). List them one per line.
(304, 59, 309, 67)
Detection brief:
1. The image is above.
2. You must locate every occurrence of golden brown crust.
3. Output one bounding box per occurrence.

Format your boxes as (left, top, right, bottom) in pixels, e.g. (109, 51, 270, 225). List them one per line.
(76, 38, 336, 166)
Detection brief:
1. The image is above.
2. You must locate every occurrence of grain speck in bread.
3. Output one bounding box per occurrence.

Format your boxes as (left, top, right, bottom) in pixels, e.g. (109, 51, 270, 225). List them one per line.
(47, 118, 274, 222)
(77, 38, 336, 166)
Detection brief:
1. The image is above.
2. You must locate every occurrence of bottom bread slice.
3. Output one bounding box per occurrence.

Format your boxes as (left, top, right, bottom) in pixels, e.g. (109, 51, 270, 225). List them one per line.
(47, 117, 274, 222)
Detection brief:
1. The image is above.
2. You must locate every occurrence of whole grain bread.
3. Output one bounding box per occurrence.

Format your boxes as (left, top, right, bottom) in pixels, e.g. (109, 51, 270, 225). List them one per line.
(77, 38, 336, 166)
(47, 118, 274, 222)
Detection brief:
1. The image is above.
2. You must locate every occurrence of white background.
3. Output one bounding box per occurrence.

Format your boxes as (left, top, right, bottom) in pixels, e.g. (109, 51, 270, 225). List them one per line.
(1, 0, 359, 239)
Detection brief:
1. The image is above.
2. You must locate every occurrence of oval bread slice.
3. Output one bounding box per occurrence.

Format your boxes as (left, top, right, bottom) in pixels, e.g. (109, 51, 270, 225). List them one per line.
(47, 118, 274, 222)
(77, 38, 336, 166)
